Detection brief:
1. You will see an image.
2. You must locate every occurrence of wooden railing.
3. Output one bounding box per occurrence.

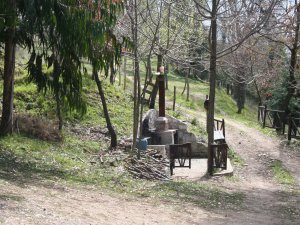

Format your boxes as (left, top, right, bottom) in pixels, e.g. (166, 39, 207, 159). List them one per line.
(257, 104, 285, 131)
(288, 117, 300, 141)
(258, 105, 266, 125)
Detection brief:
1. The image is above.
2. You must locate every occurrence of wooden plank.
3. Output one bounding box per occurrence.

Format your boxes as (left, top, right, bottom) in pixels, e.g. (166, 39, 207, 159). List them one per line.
(145, 90, 152, 94)
(146, 82, 155, 87)
(214, 130, 225, 141)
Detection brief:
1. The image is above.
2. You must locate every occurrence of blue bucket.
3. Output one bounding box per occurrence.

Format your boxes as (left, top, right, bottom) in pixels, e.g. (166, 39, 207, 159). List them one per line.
(137, 138, 148, 151)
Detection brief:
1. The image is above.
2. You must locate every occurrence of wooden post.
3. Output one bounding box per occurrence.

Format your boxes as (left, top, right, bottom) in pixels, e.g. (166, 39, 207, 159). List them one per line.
(263, 104, 267, 128)
(118, 64, 121, 86)
(204, 95, 209, 133)
(123, 56, 127, 91)
(282, 114, 286, 135)
(173, 86, 176, 111)
(222, 118, 225, 138)
(258, 103, 261, 122)
(158, 74, 165, 117)
(288, 116, 292, 141)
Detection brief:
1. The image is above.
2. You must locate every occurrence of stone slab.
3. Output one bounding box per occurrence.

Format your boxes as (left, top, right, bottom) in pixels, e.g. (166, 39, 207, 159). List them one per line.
(172, 158, 233, 180)
(213, 158, 234, 177)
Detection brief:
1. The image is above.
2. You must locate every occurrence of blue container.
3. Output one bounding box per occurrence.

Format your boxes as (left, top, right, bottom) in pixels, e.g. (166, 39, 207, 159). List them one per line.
(137, 138, 148, 151)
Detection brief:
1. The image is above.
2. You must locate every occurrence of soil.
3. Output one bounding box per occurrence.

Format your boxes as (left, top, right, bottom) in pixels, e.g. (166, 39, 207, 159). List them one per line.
(0, 110, 299, 224)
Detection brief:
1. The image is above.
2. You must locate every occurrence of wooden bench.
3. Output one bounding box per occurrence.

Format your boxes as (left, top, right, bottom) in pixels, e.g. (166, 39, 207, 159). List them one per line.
(169, 143, 192, 175)
(214, 118, 225, 141)
(213, 118, 228, 169)
(214, 130, 225, 142)
(211, 143, 228, 170)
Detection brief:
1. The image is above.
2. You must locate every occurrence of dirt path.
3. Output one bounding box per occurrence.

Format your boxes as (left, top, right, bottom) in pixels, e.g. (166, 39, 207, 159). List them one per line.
(223, 119, 300, 225)
(0, 180, 228, 225)
(186, 106, 300, 224)
(225, 118, 300, 185)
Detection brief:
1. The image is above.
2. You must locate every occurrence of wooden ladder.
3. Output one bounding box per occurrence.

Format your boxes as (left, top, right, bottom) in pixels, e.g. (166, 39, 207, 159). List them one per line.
(141, 81, 155, 106)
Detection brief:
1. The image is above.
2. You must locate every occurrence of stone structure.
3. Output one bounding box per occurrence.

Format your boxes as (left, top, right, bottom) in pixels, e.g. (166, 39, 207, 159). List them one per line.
(142, 109, 207, 158)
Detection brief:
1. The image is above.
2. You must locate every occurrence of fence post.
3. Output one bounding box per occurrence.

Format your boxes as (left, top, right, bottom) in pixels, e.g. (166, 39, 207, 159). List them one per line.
(282, 113, 286, 135)
(173, 86, 176, 111)
(222, 119, 225, 138)
(263, 104, 267, 128)
(288, 116, 292, 141)
(258, 103, 261, 122)
(282, 119, 286, 135)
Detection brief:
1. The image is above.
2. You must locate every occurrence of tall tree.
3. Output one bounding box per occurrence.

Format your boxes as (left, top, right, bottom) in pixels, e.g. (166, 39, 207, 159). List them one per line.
(0, 0, 16, 135)
(0, 0, 123, 147)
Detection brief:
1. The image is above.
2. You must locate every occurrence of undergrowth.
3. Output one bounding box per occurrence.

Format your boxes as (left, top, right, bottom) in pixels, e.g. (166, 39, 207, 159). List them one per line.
(228, 148, 244, 166)
(270, 160, 296, 186)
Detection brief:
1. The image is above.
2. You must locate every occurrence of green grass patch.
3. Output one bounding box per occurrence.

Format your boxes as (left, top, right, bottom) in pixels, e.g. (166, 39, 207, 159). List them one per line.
(0, 133, 133, 190)
(270, 160, 296, 185)
(228, 148, 244, 166)
(226, 175, 240, 182)
(0, 194, 25, 202)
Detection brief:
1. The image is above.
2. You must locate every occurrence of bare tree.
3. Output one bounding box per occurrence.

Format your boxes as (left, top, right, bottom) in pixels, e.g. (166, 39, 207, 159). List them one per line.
(192, 0, 278, 174)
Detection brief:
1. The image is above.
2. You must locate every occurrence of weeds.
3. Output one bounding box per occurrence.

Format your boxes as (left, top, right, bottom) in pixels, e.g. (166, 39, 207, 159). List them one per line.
(270, 160, 296, 185)
(228, 148, 244, 166)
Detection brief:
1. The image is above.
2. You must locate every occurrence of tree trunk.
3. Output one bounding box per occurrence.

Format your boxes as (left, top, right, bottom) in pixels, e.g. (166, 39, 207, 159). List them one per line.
(53, 55, 63, 131)
(253, 79, 262, 105)
(187, 67, 190, 101)
(109, 60, 115, 84)
(282, 2, 300, 113)
(123, 56, 127, 91)
(93, 67, 117, 148)
(55, 91, 63, 131)
(149, 55, 161, 109)
(165, 4, 171, 90)
(132, 0, 141, 156)
(207, 0, 218, 176)
(118, 63, 121, 86)
(182, 69, 187, 95)
(146, 55, 152, 82)
(234, 74, 246, 114)
(0, 0, 16, 136)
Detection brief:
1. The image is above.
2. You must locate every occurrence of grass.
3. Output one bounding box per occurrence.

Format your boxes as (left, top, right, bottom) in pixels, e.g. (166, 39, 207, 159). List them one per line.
(0, 133, 245, 209)
(270, 160, 296, 185)
(228, 148, 244, 166)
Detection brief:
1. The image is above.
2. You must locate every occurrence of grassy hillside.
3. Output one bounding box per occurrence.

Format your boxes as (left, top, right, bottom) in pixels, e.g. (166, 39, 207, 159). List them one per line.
(0, 49, 136, 190)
